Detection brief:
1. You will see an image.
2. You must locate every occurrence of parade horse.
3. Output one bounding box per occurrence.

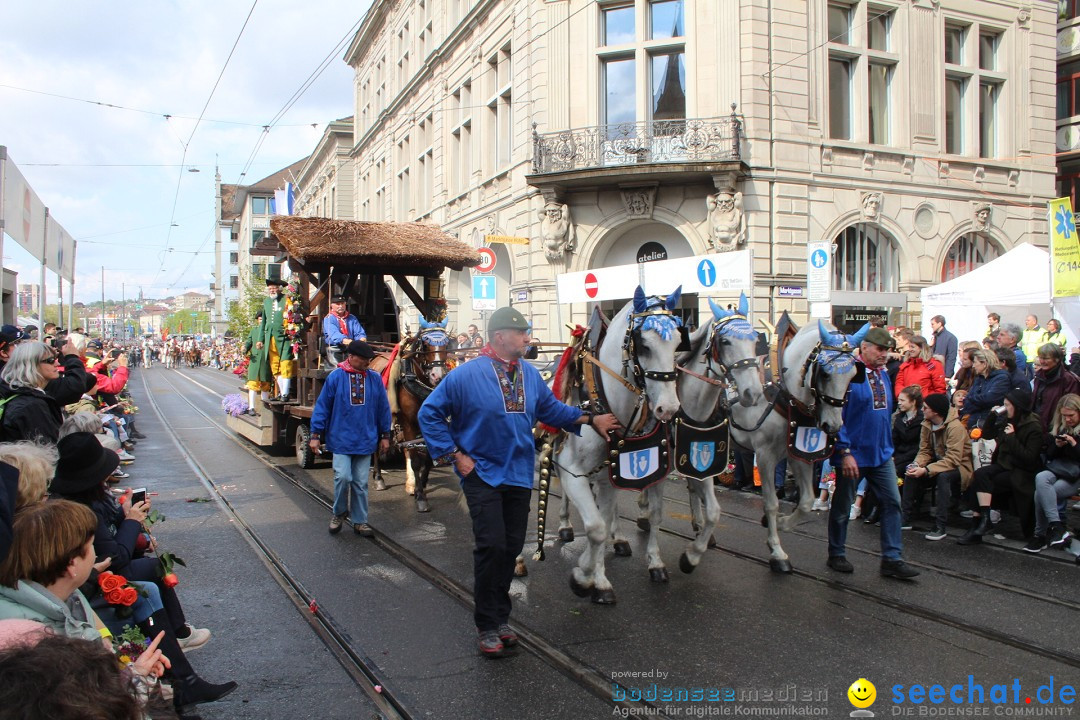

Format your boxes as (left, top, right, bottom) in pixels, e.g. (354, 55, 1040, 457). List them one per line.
(548, 286, 685, 604)
(167, 343, 182, 369)
(384, 319, 451, 513)
(744, 321, 868, 572)
(185, 345, 202, 368)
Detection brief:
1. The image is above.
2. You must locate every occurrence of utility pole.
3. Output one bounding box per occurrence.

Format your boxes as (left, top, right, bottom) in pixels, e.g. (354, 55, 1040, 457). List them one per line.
(121, 283, 126, 341)
(213, 165, 223, 336)
(100, 266, 105, 340)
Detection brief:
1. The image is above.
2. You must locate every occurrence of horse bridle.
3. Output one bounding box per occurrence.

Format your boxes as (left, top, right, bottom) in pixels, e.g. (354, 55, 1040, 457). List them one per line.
(797, 339, 864, 415)
(708, 315, 760, 384)
(622, 307, 685, 388)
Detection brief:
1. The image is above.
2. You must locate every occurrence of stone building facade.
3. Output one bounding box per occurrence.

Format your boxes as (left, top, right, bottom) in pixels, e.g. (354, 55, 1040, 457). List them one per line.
(294, 117, 356, 220)
(344, 0, 1057, 339)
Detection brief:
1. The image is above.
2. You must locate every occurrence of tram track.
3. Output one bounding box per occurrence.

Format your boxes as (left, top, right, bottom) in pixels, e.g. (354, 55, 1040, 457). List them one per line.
(145, 368, 657, 716)
(160, 367, 1080, 679)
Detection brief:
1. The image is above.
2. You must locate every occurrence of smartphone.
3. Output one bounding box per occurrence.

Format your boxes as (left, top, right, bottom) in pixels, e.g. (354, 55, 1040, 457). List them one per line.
(130, 488, 147, 505)
(109, 349, 123, 359)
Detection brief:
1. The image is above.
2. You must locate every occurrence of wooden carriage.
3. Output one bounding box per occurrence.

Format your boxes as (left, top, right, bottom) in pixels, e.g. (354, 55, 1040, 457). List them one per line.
(226, 216, 480, 465)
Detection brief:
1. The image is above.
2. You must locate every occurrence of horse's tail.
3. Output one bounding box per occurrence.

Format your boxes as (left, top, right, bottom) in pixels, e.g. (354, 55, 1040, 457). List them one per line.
(533, 430, 556, 561)
(387, 358, 402, 417)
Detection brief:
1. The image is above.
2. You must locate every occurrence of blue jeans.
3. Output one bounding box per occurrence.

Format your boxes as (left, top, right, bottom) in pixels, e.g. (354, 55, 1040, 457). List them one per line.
(95, 580, 165, 635)
(332, 453, 372, 524)
(828, 457, 903, 562)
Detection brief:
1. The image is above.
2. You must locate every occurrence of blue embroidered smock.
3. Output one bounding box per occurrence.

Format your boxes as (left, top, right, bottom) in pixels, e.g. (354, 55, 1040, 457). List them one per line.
(834, 366, 895, 468)
(418, 356, 584, 488)
(310, 367, 391, 455)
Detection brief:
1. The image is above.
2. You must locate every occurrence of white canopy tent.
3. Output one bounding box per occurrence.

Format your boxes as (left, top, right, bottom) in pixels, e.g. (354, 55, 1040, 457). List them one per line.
(920, 243, 1080, 362)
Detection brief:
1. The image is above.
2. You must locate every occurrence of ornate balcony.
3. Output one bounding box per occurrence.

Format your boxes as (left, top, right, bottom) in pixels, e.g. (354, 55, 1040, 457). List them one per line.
(529, 109, 743, 189)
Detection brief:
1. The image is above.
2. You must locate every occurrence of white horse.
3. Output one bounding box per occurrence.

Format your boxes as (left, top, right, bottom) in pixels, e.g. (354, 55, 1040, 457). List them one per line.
(748, 321, 868, 572)
(555, 286, 684, 604)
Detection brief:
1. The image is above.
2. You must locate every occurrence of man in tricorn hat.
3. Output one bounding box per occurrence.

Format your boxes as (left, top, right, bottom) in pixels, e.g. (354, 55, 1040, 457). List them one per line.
(322, 295, 367, 367)
(419, 306, 621, 658)
(256, 277, 299, 401)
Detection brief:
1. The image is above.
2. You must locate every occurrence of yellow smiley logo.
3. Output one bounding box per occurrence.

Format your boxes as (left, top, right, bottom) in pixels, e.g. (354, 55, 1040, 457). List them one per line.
(847, 678, 876, 709)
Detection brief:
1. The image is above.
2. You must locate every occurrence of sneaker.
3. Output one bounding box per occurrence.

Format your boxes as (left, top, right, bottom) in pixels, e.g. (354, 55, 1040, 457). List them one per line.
(900, 520, 914, 531)
(1048, 524, 1072, 549)
(111, 470, 130, 480)
(924, 526, 948, 541)
(826, 556, 854, 573)
(960, 509, 975, 518)
(353, 523, 374, 538)
(849, 505, 862, 521)
(118, 451, 136, 462)
(497, 624, 519, 648)
(990, 509, 1002, 525)
(880, 560, 920, 580)
(863, 507, 880, 524)
(1022, 535, 1048, 554)
(812, 498, 830, 512)
(477, 629, 505, 658)
(328, 516, 343, 534)
(176, 625, 211, 651)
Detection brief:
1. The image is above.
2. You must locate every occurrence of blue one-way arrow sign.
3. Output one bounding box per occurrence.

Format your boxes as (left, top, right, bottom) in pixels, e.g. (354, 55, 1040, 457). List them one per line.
(472, 275, 497, 310)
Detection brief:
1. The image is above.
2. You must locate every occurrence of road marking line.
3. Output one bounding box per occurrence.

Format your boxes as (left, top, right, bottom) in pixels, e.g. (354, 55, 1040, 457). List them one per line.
(169, 370, 224, 398)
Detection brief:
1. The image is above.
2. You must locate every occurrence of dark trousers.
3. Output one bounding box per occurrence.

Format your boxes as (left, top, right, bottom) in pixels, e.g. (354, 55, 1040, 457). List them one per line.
(127, 556, 187, 632)
(461, 471, 531, 631)
(902, 469, 959, 527)
(966, 463, 1036, 538)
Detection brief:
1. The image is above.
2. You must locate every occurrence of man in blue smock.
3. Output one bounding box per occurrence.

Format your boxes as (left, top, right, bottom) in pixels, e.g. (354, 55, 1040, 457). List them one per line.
(322, 295, 367, 367)
(310, 341, 390, 538)
(827, 327, 919, 580)
(419, 306, 620, 658)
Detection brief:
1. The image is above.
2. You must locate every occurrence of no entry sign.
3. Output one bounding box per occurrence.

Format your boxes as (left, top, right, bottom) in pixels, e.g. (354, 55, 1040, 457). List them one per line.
(585, 272, 599, 298)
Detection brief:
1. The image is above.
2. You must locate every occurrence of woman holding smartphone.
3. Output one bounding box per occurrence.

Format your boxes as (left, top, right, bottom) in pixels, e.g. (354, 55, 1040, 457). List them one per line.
(1026, 394, 1080, 553)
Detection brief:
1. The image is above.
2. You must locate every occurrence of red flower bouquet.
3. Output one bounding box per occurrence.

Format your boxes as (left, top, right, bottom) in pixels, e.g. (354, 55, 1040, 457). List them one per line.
(97, 571, 144, 618)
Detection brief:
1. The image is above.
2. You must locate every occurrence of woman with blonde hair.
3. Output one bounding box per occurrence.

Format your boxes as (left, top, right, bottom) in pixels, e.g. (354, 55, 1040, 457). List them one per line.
(961, 348, 1010, 431)
(952, 341, 982, 393)
(0, 442, 58, 510)
(1025, 394, 1080, 553)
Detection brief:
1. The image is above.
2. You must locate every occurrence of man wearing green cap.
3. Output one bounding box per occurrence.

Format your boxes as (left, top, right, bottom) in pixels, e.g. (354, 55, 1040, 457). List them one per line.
(419, 306, 620, 658)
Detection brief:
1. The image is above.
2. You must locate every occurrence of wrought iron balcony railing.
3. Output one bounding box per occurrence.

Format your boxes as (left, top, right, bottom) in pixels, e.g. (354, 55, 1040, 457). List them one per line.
(531, 108, 742, 175)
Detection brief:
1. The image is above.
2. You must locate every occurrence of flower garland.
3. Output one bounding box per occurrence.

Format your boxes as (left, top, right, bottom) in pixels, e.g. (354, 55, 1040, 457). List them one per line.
(284, 277, 305, 356)
(426, 297, 448, 324)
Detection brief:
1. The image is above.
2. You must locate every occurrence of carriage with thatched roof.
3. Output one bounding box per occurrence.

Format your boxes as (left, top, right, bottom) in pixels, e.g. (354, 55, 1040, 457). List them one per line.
(226, 216, 480, 464)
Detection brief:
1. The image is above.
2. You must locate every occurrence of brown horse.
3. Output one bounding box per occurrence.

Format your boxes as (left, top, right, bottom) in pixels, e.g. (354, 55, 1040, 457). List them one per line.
(383, 325, 452, 512)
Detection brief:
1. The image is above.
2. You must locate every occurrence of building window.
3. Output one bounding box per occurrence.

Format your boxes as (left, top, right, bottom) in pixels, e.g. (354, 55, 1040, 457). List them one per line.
(397, 24, 410, 89)
(416, 115, 434, 216)
(251, 230, 266, 248)
(1058, 60, 1080, 119)
(827, 4, 897, 144)
(396, 136, 410, 221)
(486, 45, 513, 173)
(1062, 0, 1080, 21)
(597, 0, 685, 133)
(251, 197, 269, 215)
(1058, 164, 1080, 212)
(450, 82, 472, 195)
(941, 234, 1000, 282)
(944, 22, 1004, 158)
(229, 252, 239, 265)
(833, 223, 900, 293)
(229, 275, 239, 290)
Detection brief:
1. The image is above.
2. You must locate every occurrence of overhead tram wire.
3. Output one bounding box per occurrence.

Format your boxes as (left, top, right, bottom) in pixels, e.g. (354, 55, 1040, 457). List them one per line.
(153, 0, 261, 289)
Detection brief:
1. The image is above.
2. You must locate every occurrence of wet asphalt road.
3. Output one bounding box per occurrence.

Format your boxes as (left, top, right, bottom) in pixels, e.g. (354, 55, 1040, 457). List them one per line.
(133, 364, 1080, 720)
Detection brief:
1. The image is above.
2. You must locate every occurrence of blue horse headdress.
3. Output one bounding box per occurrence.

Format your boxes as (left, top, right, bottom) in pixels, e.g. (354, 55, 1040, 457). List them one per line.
(707, 293, 757, 341)
(815, 321, 869, 375)
(631, 285, 684, 342)
(418, 316, 450, 347)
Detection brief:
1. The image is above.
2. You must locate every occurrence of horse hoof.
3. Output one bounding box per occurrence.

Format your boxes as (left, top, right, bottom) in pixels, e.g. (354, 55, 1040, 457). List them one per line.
(514, 559, 528, 577)
(707, 535, 717, 549)
(558, 528, 575, 543)
(679, 553, 697, 574)
(415, 497, 430, 513)
(613, 540, 632, 557)
(569, 575, 592, 598)
(636, 517, 651, 532)
(591, 587, 617, 604)
(649, 567, 670, 583)
(769, 558, 793, 574)
(373, 477, 387, 491)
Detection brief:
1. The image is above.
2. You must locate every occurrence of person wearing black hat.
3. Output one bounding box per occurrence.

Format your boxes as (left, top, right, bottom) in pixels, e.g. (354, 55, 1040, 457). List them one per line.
(243, 310, 272, 413)
(418, 306, 621, 657)
(48, 433, 237, 713)
(905, 393, 972, 541)
(257, 277, 301, 401)
(959, 387, 1045, 544)
(828, 326, 920, 579)
(309, 341, 391, 538)
(322, 295, 367, 367)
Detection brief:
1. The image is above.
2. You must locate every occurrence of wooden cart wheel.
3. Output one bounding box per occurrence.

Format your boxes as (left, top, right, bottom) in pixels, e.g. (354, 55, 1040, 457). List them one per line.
(295, 423, 314, 468)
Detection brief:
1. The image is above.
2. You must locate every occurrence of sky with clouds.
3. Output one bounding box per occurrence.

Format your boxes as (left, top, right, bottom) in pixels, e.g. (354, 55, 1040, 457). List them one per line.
(0, 0, 369, 305)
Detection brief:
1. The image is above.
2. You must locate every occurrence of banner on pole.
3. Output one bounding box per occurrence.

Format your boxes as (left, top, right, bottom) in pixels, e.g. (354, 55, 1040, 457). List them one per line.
(1, 153, 46, 258)
(46, 220, 76, 283)
(1049, 197, 1080, 298)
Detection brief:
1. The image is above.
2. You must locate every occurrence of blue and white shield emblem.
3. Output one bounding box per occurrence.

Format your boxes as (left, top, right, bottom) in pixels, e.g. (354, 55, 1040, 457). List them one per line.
(793, 427, 826, 455)
(689, 441, 715, 473)
(620, 448, 660, 480)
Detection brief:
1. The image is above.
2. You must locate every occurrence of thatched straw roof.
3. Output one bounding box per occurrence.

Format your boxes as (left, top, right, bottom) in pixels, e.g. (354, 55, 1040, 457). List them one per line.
(269, 216, 481, 271)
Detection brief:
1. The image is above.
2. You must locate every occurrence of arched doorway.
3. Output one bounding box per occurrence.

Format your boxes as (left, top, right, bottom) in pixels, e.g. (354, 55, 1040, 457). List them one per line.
(940, 233, 1001, 282)
(830, 222, 905, 332)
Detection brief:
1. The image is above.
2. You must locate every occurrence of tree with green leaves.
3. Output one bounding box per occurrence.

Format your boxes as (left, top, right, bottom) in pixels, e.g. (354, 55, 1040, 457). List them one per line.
(226, 278, 265, 340)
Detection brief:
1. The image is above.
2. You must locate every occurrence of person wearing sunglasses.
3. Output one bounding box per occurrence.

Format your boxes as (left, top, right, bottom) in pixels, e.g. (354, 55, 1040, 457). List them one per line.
(0, 343, 66, 443)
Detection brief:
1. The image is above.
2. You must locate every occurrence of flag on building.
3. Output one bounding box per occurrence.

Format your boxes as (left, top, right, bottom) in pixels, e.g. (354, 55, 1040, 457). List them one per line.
(271, 183, 294, 216)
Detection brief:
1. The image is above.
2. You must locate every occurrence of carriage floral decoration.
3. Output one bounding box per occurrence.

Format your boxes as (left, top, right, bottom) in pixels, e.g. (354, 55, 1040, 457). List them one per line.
(284, 277, 305, 356)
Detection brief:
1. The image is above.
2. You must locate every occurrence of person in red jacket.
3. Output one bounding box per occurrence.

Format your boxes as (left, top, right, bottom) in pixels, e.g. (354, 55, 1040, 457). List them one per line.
(895, 335, 946, 399)
(90, 352, 130, 396)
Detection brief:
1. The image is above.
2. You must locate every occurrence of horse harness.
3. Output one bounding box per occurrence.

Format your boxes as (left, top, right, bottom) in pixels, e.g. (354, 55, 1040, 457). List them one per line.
(395, 329, 449, 403)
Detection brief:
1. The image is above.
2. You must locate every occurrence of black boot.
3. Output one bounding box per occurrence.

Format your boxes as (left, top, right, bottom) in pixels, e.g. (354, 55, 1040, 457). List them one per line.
(172, 673, 238, 712)
(138, 612, 237, 712)
(958, 511, 991, 545)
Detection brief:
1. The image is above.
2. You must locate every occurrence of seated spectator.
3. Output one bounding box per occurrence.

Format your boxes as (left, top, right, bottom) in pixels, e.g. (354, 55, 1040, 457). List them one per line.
(998, 324, 1029, 381)
(959, 388, 1044, 544)
(44, 438, 237, 713)
(904, 393, 972, 541)
(1044, 319, 1067, 352)
(895, 336, 945, 398)
(1070, 346, 1080, 378)
(961, 348, 1010, 431)
(952, 342, 982, 393)
(0, 462, 16, 566)
(996, 347, 1028, 391)
(0, 441, 58, 510)
(1026, 394, 1080, 553)
(1032, 343, 1080, 431)
(892, 385, 924, 473)
(0, 343, 66, 444)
